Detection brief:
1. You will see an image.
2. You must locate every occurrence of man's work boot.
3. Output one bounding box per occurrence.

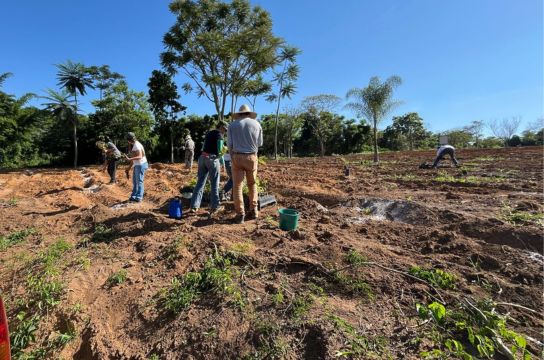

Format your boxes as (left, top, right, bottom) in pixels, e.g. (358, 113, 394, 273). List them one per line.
(208, 206, 224, 220)
(246, 209, 259, 220)
(232, 214, 245, 224)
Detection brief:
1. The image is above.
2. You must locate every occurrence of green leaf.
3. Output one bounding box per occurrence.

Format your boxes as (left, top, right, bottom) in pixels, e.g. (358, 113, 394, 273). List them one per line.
(428, 302, 446, 321)
(514, 334, 527, 348)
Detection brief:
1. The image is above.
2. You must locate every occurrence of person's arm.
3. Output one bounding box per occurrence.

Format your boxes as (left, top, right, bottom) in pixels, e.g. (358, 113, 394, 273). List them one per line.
(217, 139, 225, 165)
(125, 144, 144, 161)
(126, 150, 143, 161)
(227, 126, 233, 150)
(257, 125, 263, 147)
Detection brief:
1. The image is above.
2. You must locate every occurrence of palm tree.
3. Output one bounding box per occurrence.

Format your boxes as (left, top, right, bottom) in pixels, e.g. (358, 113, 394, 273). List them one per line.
(42, 89, 77, 162)
(345, 76, 402, 163)
(55, 60, 94, 167)
(266, 46, 301, 160)
(0, 72, 13, 88)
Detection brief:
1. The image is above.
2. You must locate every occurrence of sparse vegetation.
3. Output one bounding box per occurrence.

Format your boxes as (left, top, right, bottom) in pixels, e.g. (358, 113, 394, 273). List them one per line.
(394, 174, 421, 181)
(329, 314, 388, 358)
(409, 266, 456, 289)
(0, 228, 35, 251)
(434, 171, 504, 184)
(161, 236, 185, 264)
(344, 249, 367, 266)
(91, 223, 114, 243)
(229, 240, 254, 255)
(10, 312, 40, 356)
(162, 252, 242, 314)
(245, 319, 291, 360)
(416, 299, 531, 359)
(501, 202, 544, 226)
(106, 269, 128, 287)
(290, 292, 314, 319)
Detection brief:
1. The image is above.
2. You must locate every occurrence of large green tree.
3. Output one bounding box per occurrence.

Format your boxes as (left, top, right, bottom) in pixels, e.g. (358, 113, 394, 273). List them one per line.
(345, 76, 402, 163)
(301, 94, 342, 157)
(389, 112, 426, 150)
(90, 81, 155, 148)
(161, 0, 282, 121)
(87, 65, 124, 101)
(56, 60, 94, 167)
(148, 70, 186, 163)
(0, 76, 48, 167)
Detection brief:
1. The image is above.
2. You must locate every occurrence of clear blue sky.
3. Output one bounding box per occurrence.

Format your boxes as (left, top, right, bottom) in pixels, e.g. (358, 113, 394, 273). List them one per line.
(1, 0, 542, 133)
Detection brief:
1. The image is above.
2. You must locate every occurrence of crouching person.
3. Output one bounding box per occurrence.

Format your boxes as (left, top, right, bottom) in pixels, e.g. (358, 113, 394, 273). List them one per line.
(432, 144, 459, 168)
(189, 121, 228, 219)
(103, 139, 122, 184)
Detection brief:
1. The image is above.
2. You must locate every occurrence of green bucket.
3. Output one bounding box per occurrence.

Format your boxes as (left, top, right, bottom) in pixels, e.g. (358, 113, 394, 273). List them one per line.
(278, 208, 299, 231)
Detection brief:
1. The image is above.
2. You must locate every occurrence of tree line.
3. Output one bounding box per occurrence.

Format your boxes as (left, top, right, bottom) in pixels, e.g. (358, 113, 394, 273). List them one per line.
(1, 0, 542, 168)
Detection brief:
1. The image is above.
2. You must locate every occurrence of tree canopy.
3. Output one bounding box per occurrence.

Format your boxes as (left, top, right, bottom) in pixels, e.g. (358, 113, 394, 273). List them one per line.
(161, 0, 283, 121)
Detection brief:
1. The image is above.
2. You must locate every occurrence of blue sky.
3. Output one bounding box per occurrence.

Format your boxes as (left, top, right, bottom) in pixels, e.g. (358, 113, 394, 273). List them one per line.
(1, 0, 542, 133)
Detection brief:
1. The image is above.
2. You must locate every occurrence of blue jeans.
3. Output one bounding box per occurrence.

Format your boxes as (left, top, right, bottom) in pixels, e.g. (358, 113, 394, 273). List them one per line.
(223, 160, 233, 193)
(131, 162, 148, 200)
(190, 155, 221, 210)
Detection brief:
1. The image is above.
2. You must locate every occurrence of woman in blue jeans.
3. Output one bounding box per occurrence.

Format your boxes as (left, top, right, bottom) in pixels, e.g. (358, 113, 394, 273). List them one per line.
(124, 132, 148, 202)
(190, 121, 227, 219)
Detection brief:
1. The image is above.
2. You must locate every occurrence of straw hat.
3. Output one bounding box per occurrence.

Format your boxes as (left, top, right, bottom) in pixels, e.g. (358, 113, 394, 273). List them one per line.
(233, 104, 257, 120)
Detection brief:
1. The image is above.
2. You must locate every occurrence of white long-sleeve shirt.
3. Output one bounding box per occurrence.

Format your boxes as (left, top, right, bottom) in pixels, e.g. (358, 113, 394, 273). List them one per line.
(227, 118, 263, 154)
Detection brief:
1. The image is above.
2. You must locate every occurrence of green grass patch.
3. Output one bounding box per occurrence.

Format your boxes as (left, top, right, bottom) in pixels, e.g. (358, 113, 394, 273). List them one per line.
(0, 228, 35, 251)
(344, 250, 368, 266)
(161, 236, 186, 264)
(10, 239, 74, 358)
(329, 314, 388, 358)
(394, 174, 421, 181)
(243, 319, 290, 360)
(409, 266, 456, 289)
(162, 252, 243, 314)
(106, 269, 128, 287)
(91, 223, 114, 243)
(434, 171, 503, 184)
(500, 202, 544, 227)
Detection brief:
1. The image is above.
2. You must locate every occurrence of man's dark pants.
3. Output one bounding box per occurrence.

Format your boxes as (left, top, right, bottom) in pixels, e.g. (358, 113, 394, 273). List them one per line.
(432, 148, 459, 168)
(107, 159, 118, 183)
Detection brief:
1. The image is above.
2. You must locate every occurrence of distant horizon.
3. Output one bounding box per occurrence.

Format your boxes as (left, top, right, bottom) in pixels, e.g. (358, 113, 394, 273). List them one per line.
(1, 0, 542, 135)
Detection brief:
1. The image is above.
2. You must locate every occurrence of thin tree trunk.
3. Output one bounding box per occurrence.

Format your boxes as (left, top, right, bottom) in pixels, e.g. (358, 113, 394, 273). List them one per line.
(373, 117, 379, 163)
(74, 92, 78, 168)
(273, 81, 283, 161)
(170, 126, 174, 163)
(73, 123, 78, 169)
(320, 139, 325, 157)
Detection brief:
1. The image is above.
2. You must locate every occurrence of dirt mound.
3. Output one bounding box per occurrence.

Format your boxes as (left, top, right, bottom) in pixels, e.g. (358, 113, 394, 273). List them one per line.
(1, 147, 543, 359)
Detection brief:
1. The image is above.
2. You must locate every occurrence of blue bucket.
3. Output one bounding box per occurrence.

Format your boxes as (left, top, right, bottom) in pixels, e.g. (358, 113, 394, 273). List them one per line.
(168, 197, 183, 219)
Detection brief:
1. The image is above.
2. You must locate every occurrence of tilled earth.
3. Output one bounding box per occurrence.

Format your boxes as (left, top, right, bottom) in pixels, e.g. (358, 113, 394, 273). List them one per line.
(0, 147, 542, 359)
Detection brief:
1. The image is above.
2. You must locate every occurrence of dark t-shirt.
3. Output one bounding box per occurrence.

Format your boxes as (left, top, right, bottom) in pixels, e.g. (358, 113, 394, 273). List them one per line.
(202, 130, 223, 156)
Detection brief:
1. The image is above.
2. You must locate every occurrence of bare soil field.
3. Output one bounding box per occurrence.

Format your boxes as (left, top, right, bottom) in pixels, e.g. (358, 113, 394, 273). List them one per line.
(0, 147, 542, 359)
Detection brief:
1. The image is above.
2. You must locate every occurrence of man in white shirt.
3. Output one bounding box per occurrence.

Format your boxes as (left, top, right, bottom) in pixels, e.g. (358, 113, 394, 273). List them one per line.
(432, 144, 459, 168)
(124, 132, 149, 202)
(227, 104, 263, 224)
